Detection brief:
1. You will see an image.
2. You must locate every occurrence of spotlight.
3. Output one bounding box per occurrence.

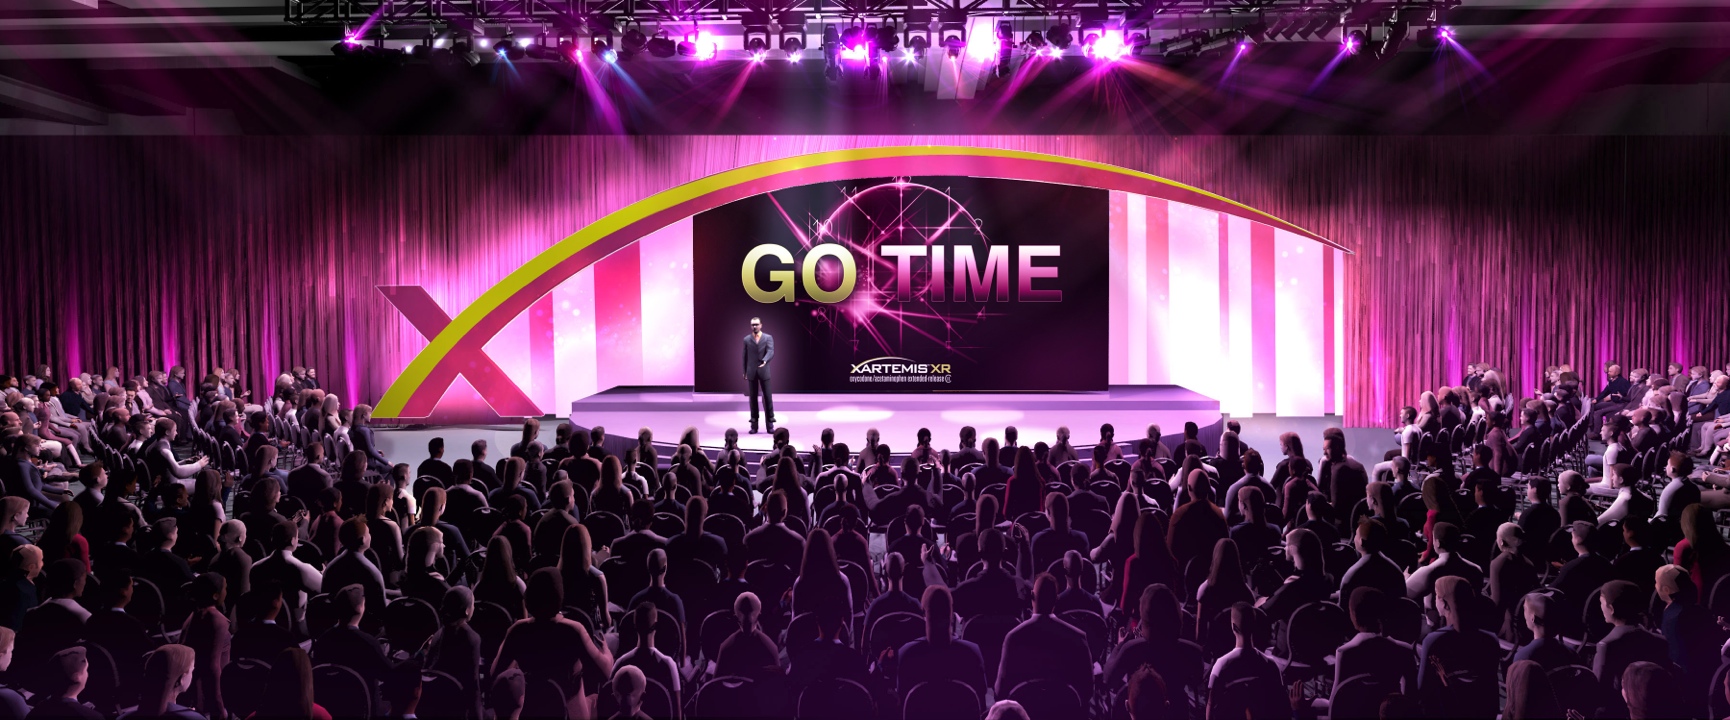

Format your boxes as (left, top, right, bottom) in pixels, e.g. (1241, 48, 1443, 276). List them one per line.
(557, 37, 579, 63)
(1341, 29, 1365, 55)
(907, 34, 930, 57)
(942, 34, 964, 56)
(592, 38, 617, 63)
(745, 36, 768, 53)
(621, 28, 647, 57)
(452, 37, 480, 66)
(751, 50, 767, 62)
(965, 32, 997, 61)
(678, 30, 717, 60)
(647, 30, 676, 57)
(875, 24, 900, 53)
(497, 31, 524, 60)
(1024, 31, 1045, 49)
(781, 36, 805, 57)
(1236, 38, 1252, 54)
(1088, 28, 1127, 61)
(1438, 25, 1456, 41)
(777, 12, 808, 59)
(1045, 23, 1072, 49)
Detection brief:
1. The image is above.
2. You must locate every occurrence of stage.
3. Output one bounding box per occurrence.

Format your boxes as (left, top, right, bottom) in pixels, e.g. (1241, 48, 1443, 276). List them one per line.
(567, 385, 1225, 457)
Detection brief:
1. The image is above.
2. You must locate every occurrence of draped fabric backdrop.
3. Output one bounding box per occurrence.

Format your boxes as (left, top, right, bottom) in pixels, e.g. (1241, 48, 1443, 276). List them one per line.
(2, 136, 1726, 426)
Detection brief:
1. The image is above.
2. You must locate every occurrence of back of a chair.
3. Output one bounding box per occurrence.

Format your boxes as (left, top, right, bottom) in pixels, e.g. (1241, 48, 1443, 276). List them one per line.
(416, 669, 468, 720)
(1710, 660, 1730, 720)
(651, 512, 686, 538)
(958, 614, 1018, 687)
(1328, 673, 1395, 720)
(77, 642, 122, 715)
(313, 663, 373, 720)
(222, 657, 273, 720)
(617, 608, 686, 662)
(797, 677, 875, 720)
(1284, 601, 1352, 665)
(693, 675, 760, 718)
(470, 600, 514, 663)
(700, 609, 741, 664)
(839, 560, 873, 607)
(868, 612, 927, 667)
(602, 556, 649, 606)
(1007, 679, 1082, 720)
(581, 510, 627, 550)
(903, 679, 982, 720)
(128, 576, 166, 631)
(384, 596, 441, 655)
(523, 678, 568, 719)
(1058, 610, 1109, 662)
(1207, 675, 1286, 720)
(744, 560, 796, 613)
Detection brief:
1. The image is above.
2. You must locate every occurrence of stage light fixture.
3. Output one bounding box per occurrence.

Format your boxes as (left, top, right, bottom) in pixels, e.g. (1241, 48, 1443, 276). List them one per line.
(1024, 31, 1045, 49)
(907, 35, 930, 57)
(621, 28, 648, 58)
(1045, 23, 1072, 49)
(677, 30, 717, 59)
(592, 38, 617, 63)
(746, 36, 768, 53)
(777, 12, 808, 60)
(647, 30, 677, 57)
(876, 24, 900, 53)
(496, 31, 525, 60)
(781, 36, 805, 57)
(1341, 29, 1365, 55)
(451, 37, 481, 66)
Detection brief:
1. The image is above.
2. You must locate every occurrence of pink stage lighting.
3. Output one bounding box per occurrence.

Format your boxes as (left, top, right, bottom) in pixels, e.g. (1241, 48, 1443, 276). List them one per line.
(965, 33, 999, 60)
(1438, 26, 1457, 42)
(686, 31, 718, 60)
(840, 43, 869, 61)
(751, 50, 767, 63)
(1088, 29, 1129, 61)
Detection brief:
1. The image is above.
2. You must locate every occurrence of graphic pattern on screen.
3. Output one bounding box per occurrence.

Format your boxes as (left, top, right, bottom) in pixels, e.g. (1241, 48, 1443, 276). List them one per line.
(694, 176, 1109, 393)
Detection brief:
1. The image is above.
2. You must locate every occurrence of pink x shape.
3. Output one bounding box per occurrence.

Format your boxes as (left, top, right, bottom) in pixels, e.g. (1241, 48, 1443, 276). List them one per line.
(379, 285, 542, 418)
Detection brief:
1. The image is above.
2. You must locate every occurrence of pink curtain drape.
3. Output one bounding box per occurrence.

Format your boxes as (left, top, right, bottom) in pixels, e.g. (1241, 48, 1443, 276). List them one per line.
(2, 136, 1725, 425)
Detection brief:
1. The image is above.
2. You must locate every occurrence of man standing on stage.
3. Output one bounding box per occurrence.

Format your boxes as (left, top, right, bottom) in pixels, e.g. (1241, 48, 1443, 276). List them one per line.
(743, 317, 776, 434)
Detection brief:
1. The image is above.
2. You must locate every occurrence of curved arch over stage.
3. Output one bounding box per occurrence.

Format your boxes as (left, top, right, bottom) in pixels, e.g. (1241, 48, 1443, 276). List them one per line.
(374, 146, 1347, 420)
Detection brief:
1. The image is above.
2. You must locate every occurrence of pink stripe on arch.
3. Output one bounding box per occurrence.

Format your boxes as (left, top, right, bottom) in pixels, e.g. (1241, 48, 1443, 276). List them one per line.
(1251, 223, 1276, 414)
(1323, 248, 1336, 416)
(594, 244, 643, 392)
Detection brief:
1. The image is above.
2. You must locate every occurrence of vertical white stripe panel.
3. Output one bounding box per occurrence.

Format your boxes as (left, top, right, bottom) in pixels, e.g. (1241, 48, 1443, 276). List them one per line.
(554, 267, 598, 411)
(1227, 215, 1254, 416)
(639, 216, 695, 385)
(1275, 230, 1325, 416)
(1125, 195, 1148, 385)
(1167, 204, 1221, 404)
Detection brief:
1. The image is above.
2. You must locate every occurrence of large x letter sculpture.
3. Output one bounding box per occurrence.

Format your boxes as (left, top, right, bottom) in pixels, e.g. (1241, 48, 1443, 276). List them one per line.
(378, 286, 542, 418)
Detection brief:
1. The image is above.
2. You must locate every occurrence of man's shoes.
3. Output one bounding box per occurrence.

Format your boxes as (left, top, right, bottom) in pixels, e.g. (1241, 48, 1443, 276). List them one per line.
(767, 421, 776, 433)
(749, 425, 759, 434)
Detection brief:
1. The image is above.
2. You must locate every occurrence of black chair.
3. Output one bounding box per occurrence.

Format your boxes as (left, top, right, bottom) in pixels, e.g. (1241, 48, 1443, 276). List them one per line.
(743, 561, 796, 616)
(838, 560, 873, 608)
(523, 677, 569, 719)
(313, 663, 373, 720)
(471, 601, 514, 664)
(1328, 673, 1396, 720)
(692, 676, 759, 718)
(602, 556, 649, 607)
(651, 512, 686, 538)
(128, 576, 166, 633)
(221, 657, 273, 720)
(306, 592, 339, 639)
(617, 607, 686, 663)
(582, 510, 627, 550)
(796, 677, 875, 720)
(1549, 664, 1606, 720)
(866, 612, 925, 672)
(383, 596, 440, 655)
(77, 642, 123, 716)
(705, 513, 748, 556)
(1059, 609, 1110, 662)
(1710, 659, 1730, 720)
(418, 669, 469, 720)
(959, 614, 1018, 689)
(1007, 679, 1082, 720)
(700, 609, 741, 666)
(903, 679, 981, 720)
(1207, 675, 1286, 720)
(1278, 602, 1353, 684)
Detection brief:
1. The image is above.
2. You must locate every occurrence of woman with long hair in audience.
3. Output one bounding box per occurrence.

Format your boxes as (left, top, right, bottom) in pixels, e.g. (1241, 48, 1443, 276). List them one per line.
(121, 644, 202, 720)
(1003, 446, 1044, 520)
(476, 535, 526, 618)
(1622, 661, 1681, 720)
(401, 525, 450, 606)
(791, 528, 853, 620)
(1420, 474, 1466, 564)
(1277, 458, 1318, 530)
(1194, 538, 1252, 641)
(364, 482, 405, 582)
(771, 455, 809, 524)
(559, 524, 609, 630)
(1502, 660, 1561, 720)
(37, 501, 89, 573)
(1675, 503, 1730, 600)
(1259, 528, 1331, 625)
(253, 647, 328, 720)
(1121, 512, 1180, 624)
(592, 456, 632, 518)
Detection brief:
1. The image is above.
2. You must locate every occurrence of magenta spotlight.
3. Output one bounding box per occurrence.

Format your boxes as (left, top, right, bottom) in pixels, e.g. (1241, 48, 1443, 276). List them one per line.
(840, 43, 868, 61)
(1236, 39, 1250, 53)
(684, 31, 718, 60)
(964, 33, 997, 61)
(1341, 30, 1364, 55)
(1093, 29, 1128, 61)
(751, 50, 767, 62)
(1438, 25, 1456, 41)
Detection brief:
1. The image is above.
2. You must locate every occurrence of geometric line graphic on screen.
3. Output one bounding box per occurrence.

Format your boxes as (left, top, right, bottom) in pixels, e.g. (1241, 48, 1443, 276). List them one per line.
(762, 179, 1003, 364)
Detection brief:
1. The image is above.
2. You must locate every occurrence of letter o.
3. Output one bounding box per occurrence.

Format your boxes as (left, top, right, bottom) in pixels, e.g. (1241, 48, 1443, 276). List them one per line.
(801, 244, 856, 304)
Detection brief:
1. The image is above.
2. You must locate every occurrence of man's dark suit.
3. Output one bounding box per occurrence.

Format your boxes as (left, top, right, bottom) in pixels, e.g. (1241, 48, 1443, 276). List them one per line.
(742, 332, 776, 428)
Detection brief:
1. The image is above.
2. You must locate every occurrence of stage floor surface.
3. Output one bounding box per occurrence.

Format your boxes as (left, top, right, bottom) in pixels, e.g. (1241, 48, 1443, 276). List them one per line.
(566, 385, 1221, 454)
